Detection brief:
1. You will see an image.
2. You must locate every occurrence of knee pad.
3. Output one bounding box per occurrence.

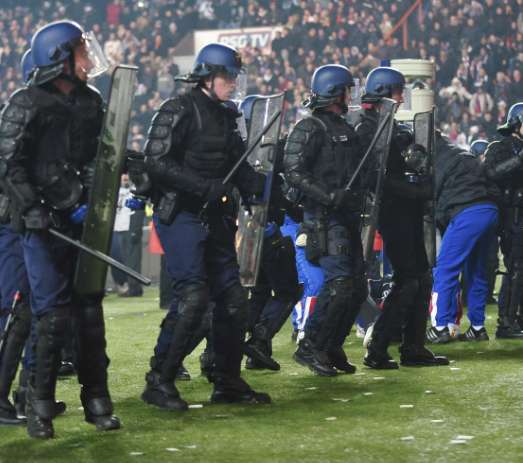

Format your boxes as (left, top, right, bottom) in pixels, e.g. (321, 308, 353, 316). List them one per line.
(220, 283, 247, 318)
(176, 283, 210, 329)
(37, 306, 69, 346)
(327, 277, 353, 302)
(393, 275, 420, 305)
(178, 284, 209, 315)
(417, 271, 433, 297)
(9, 301, 31, 341)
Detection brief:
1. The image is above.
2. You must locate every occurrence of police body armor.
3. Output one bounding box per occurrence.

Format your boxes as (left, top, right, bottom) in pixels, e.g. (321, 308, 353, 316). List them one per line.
(485, 136, 523, 326)
(0, 83, 103, 229)
(285, 110, 362, 261)
(145, 87, 243, 223)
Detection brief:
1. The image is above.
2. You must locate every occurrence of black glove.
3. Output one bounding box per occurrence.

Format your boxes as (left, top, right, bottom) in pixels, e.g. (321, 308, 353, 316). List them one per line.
(126, 150, 145, 175)
(23, 206, 51, 230)
(205, 180, 232, 203)
(329, 189, 362, 212)
(126, 150, 151, 197)
(396, 123, 414, 149)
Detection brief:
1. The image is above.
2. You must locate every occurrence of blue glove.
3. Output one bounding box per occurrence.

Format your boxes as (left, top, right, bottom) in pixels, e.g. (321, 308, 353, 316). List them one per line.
(125, 197, 146, 210)
(264, 222, 278, 238)
(70, 204, 88, 224)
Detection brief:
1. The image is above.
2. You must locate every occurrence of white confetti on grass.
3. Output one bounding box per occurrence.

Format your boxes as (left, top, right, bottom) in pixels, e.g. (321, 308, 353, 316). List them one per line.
(425, 390, 434, 394)
(431, 419, 445, 423)
(450, 440, 468, 445)
(325, 416, 337, 421)
(188, 404, 203, 409)
(363, 392, 374, 396)
(331, 398, 350, 403)
(449, 360, 456, 364)
(166, 448, 180, 452)
(185, 445, 197, 449)
(373, 376, 385, 380)
(400, 436, 415, 441)
(305, 387, 318, 390)
(456, 435, 474, 440)
(354, 372, 366, 376)
(129, 452, 144, 456)
(400, 404, 414, 409)
(450, 367, 461, 371)
(476, 351, 484, 355)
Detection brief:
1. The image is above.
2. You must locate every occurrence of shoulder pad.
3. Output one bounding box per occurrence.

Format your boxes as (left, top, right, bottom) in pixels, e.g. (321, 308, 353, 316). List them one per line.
(0, 88, 36, 160)
(285, 118, 323, 156)
(294, 116, 326, 133)
(5, 88, 34, 111)
(145, 96, 188, 158)
(484, 140, 503, 158)
(85, 84, 105, 106)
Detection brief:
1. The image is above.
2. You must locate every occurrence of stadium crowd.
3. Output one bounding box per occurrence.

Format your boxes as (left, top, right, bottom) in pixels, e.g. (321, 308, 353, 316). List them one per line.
(1, 0, 523, 147)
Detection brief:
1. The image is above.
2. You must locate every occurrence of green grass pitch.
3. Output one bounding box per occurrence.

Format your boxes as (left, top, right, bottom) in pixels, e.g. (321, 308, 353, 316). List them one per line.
(2, 288, 523, 462)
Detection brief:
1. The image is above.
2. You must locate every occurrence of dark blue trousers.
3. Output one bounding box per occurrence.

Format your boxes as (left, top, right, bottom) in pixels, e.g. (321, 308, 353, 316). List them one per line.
(0, 224, 34, 370)
(153, 211, 240, 360)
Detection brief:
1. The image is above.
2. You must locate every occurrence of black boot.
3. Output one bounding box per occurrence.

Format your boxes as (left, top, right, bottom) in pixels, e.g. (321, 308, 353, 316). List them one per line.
(363, 349, 399, 370)
(0, 397, 23, 425)
(200, 346, 214, 381)
(176, 364, 191, 381)
(244, 337, 280, 371)
(14, 370, 66, 420)
(327, 346, 356, 374)
(0, 301, 31, 425)
(399, 345, 449, 367)
(293, 339, 337, 376)
(26, 308, 69, 439)
(57, 361, 75, 377)
(81, 388, 120, 431)
(26, 388, 54, 439)
(210, 376, 271, 404)
(142, 358, 188, 411)
(496, 317, 523, 339)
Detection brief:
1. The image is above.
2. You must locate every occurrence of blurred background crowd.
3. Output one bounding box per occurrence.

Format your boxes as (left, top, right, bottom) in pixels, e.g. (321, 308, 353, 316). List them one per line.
(1, 0, 523, 150)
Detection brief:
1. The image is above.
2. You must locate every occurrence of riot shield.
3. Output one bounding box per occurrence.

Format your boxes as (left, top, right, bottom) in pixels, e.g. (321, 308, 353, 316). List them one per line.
(414, 108, 437, 267)
(362, 98, 397, 263)
(236, 93, 285, 287)
(74, 65, 138, 296)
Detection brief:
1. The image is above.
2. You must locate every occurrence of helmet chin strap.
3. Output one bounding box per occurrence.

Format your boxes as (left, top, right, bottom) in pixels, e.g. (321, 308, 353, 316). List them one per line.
(59, 54, 85, 86)
(201, 75, 222, 102)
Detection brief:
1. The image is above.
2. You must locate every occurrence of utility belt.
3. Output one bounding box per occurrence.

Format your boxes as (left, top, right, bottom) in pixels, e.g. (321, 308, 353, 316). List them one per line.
(502, 187, 523, 207)
(155, 189, 236, 225)
(302, 208, 354, 264)
(405, 172, 430, 184)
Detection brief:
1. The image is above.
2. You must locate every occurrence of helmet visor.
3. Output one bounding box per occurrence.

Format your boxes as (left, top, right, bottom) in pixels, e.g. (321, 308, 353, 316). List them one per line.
(81, 31, 109, 79)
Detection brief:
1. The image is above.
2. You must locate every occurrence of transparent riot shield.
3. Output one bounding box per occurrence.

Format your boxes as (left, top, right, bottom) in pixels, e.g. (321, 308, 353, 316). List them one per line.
(74, 65, 138, 296)
(236, 93, 285, 287)
(414, 108, 437, 267)
(362, 98, 397, 263)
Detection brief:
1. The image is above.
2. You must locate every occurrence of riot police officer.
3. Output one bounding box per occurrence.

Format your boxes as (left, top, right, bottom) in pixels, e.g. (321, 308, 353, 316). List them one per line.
(484, 103, 523, 338)
(0, 21, 119, 438)
(358, 67, 448, 369)
(239, 95, 302, 371)
(284, 64, 367, 376)
(142, 43, 270, 410)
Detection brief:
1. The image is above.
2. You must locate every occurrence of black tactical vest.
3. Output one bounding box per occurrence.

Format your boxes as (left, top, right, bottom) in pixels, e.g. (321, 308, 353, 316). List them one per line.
(181, 88, 237, 180)
(308, 111, 359, 192)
